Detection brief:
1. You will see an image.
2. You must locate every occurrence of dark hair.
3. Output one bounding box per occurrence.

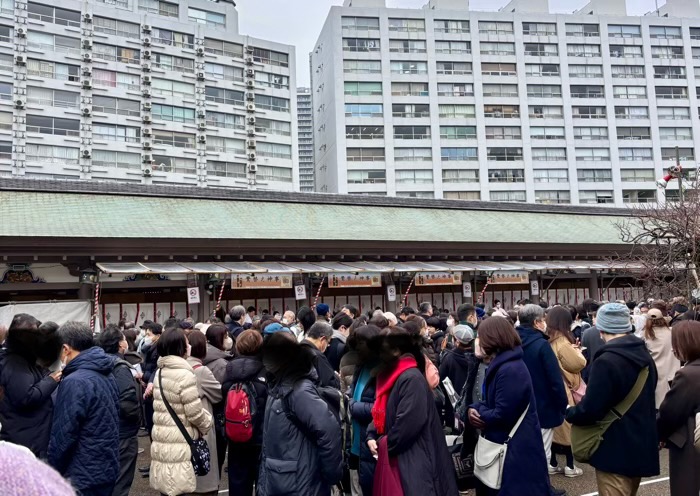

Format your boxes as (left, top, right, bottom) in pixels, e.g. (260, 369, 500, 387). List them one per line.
(426, 316, 441, 330)
(35, 321, 62, 365)
(377, 326, 426, 376)
(57, 321, 95, 352)
(457, 304, 476, 322)
(246, 306, 256, 313)
(625, 301, 637, 311)
(188, 331, 207, 360)
(399, 306, 415, 316)
(206, 324, 227, 351)
(8, 313, 40, 333)
(331, 313, 353, 331)
(368, 314, 389, 329)
(236, 329, 263, 356)
(347, 323, 380, 350)
(157, 328, 188, 358)
(98, 324, 125, 355)
(545, 306, 575, 344)
(565, 305, 578, 322)
(672, 303, 689, 316)
(342, 304, 359, 318)
(400, 318, 423, 336)
(296, 306, 316, 333)
(478, 318, 522, 356)
(163, 318, 180, 332)
(122, 328, 137, 351)
(651, 300, 668, 316)
(146, 322, 163, 335)
(581, 299, 599, 314)
(672, 320, 700, 362)
(307, 322, 333, 340)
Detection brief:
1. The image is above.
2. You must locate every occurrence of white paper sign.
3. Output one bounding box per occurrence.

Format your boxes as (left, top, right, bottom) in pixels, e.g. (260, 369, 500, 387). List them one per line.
(463, 282, 472, 298)
(387, 284, 397, 302)
(530, 280, 540, 296)
(187, 287, 201, 304)
(294, 284, 307, 300)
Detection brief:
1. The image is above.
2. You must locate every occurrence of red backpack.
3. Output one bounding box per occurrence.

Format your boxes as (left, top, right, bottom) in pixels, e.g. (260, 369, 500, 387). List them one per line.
(225, 383, 258, 443)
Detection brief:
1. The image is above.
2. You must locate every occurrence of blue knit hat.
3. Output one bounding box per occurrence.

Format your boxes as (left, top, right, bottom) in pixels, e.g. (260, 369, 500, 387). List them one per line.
(263, 323, 292, 335)
(316, 303, 330, 316)
(596, 303, 632, 334)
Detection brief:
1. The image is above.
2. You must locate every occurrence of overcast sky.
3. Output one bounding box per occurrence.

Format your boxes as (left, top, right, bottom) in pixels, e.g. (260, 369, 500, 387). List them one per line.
(236, 0, 661, 86)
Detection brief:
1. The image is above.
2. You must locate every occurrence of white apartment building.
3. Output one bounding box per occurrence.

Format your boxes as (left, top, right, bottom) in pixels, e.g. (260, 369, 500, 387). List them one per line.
(297, 87, 315, 191)
(0, 0, 297, 190)
(311, 0, 700, 205)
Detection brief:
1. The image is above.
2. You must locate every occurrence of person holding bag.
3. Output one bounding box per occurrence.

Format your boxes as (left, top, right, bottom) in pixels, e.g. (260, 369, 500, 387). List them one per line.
(150, 329, 213, 496)
(467, 317, 551, 496)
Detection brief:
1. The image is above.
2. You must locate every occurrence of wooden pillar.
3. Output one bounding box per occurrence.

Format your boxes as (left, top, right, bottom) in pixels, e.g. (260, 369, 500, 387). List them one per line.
(588, 270, 599, 301)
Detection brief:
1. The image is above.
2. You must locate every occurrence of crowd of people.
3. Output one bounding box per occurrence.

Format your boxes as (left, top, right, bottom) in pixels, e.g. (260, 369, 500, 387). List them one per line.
(0, 295, 698, 496)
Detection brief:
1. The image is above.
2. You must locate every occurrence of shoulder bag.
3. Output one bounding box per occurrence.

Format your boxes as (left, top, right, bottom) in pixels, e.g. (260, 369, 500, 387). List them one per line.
(571, 366, 649, 463)
(158, 369, 211, 476)
(694, 412, 700, 451)
(473, 403, 529, 490)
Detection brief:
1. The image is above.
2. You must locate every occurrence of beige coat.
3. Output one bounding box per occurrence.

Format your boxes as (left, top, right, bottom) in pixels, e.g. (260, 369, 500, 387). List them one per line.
(187, 356, 223, 494)
(150, 355, 213, 496)
(644, 326, 681, 408)
(550, 335, 586, 446)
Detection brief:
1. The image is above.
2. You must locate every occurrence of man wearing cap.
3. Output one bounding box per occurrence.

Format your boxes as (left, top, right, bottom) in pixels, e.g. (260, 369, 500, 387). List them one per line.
(316, 303, 331, 323)
(566, 303, 660, 495)
(439, 325, 479, 430)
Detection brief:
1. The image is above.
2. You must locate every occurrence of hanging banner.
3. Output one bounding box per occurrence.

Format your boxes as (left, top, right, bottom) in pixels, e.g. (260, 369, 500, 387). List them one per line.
(387, 284, 397, 302)
(415, 272, 462, 286)
(294, 284, 307, 300)
(530, 280, 540, 296)
(187, 287, 201, 304)
(488, 271, 529, 285)
(329, 273, 382, 288)
(232, 273, 293, 289)
(463, 282, 472, 298)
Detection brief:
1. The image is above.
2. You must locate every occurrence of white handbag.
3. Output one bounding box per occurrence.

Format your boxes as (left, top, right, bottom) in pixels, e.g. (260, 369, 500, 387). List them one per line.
(473, 404, 530, 490)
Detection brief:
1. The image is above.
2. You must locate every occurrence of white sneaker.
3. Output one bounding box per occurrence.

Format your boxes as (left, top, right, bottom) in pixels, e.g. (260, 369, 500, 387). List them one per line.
(565, 466, 583, 478)
(548, 464, 564, 475)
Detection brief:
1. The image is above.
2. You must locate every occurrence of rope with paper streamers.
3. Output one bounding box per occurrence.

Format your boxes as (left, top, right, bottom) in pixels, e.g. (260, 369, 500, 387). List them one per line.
(90, 283, 100, 333)
(478, 272, 494, 304)
(313, 276, 326, 308)
(215, 279, 226, 312)
(403, 274, 416, 307)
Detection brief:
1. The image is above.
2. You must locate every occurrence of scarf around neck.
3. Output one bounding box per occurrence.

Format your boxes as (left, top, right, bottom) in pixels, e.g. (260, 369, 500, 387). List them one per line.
(371, 356, 418, 435)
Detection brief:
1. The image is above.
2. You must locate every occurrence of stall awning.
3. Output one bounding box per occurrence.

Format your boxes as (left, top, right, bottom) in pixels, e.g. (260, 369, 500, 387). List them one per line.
(96, 260, 640, 275)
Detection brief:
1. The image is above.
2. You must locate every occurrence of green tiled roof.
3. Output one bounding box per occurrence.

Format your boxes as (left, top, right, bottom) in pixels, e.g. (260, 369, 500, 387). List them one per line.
(0, 189, 629, 245)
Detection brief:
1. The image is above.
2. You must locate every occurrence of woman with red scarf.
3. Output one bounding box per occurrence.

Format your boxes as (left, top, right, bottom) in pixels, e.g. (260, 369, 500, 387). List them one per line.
(367, 327, 458, 496)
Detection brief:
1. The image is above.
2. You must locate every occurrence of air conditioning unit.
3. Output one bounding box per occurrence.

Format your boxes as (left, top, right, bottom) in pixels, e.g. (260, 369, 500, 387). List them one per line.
(197, 71, 205, 80)
(143, 167, 152, 176)
(142, 63, 151, 72)
(82, 149, 91, 158)
(82, 53, 92, 62)
(247, 140, 256, 149)
(142, 75, 152, 85)
(246, 80, 255, 89)
(143, 154, 153, 163)
(143, 49, 152, 59)
(197, 109, 206, 118)
(245, 69, 254, 77)
(142, 127, 152, 137)
(247, 163, 258, 173)
(82, 40, 93, 49)
(14, 55, 24, 65)
(246, 92, 255, 101)
(142, 115, 152, 123)
(246, 46, 254, 54)
(246, 103, 255, 113)
(142, 102, 152, 111)
(143, 37, 151, 46)
(15, 27, 25, 38)
(82, 107, 92, 116)
(82, 67, 92, 76)
(196, 47, 205, 57)
(83, 13, 92, 22)
(142, 24, 152, 33)
(247, 116, 256, 125)
(142, 88, 151, 98)
(198, 135, 206, 144)
(197, 122, 207, 131)
(82, 80, 92, 89)
(14, 99, 24, 109)
(247, 129, 256, 137)
(143, 141, 152, 150)
(246, 56, 254, 65)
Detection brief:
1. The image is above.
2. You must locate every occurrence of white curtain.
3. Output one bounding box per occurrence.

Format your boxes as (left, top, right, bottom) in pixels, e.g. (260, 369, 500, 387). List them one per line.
(0, 301, 98, 331)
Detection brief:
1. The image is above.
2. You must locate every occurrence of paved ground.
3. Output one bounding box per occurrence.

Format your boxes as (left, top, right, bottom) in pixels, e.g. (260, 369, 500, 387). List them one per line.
(131, 435, 670, 496)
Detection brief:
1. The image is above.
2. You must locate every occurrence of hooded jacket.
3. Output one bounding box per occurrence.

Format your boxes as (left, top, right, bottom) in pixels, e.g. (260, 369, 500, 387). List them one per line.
(222, 355, 268, 445)
(257, 365, 343, 496)
(48, 347, 120, 491)
(517, 325, 568, 429)
(202, 343, 232, 385)
(439, 346, 478, 395)
(0, 349, 58, 457)
(566, 335, 660, 478)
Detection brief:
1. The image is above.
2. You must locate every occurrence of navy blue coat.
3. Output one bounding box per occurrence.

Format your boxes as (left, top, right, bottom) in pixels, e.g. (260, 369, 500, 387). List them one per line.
(348, 365, 377, 496)
(517, 326, 568, 429)
(0, 350, 58, 457)
(48, 347, 120, 491)
(258, 369, 343, 496)
(566, 335, 660, 478)
(470, 347, 551, 496)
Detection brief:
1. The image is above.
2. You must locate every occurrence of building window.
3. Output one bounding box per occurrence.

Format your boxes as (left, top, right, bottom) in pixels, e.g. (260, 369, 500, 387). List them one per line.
(441, 147, 477, 161)
(569, 65, 603, 78)
(0, 112, 10, 130)
(394, 125, 430, 140)
(613, 86, 646, 99)
(527, 84, 561, 98)
(437, 83, 472, 97)
(528, 105, 563, 119)
(481, 63, 516, 76)
(257, 165, 293, 183)
(389, 39, 427, 53)
(656, 87, 688, 99)
(490, 191, 526, 202)
(28, 3, 80, 26)
(343, 60, 381, 74)
(153, 54, 194, 73)
(152, 130, 195, 148)
(346, 125, 383, 139)
(152, 79, 194, 97)
(27, 87, 79, 108)
(344, 82, 382, 96)
(93, 17, 140, 39)
(657, 107, 689, 120)
(341, 16, 380, 31)
(623, 190, 656, 203)
(27, 60, 79, 81)
(478, 21, 513, 35)
(26, 116, 79, 136)
(654, 66, 686, 79)
(388, 18, 425, 33)
(152, 28, 194, 48)
(659, 127, 692, 140)
(92, 97, 140, 117)
(396, 170, 433, 184)
(436, 62, 471, 75)
(206, 111, 244, 130)
(252, 48, 289, 67)
(609, 45, 642, 58)
(608, 24, 641, 38)
(255, 95, 289, 113)
(0, 53, 11, 73)
(206, 136, 244, 154)
(256, 118, 290, 136)
(567, 44, 601, 57)
(576, 148, 610, 161)
(535, 191, 570, 204)
(152, 104, 196, 123)
(532, 148, 566, 161)
(523, 22, 556, 35)
(661, 148, 694, 160)
(207, 161, 246, 178)
(255, 72, 289, 90)
(347, 170, 386, 184)
(438, 104, 474, 118)
(481, 42, 515, 56)
(533, 169, 568, 182)
(485, 126, 521, 140)
(345, 104, 383, 118)
(394, 147, 432, 161)
(435, 41, 470, 54)
(434, 19, 469, 34)
(649, 26, 681, 39)
(93, 70, 140, 91)
(616, 127, 651, 140)
(342, 38, 380, 52)
(621, 169, 655, 181)
(445, 191, 480, 200)
(579, 190, 614, 204)
(526, 64, 560, 76)
(572, 106, 606, 119)
(346, 147, 385, 162)
(26, 144, 79, 164)
(651, 46, 684, 59)
(204, 39, 243, 58)
(390, 61, 428, 75)
(393, 103, 430, 118)
(258, 142, 292, 160)
(619, 148, 653, 161)
(483, 84, 518, 97)
(566, 23, 599, 37)
(93, 44, 141, 64)
(442, 169, 479, 183)
(570, 85, 604, 98)
(27, 32, 80, 54)
(530, 127, 565, 140)
(187, 7, 225, 28)
(487, 148, 522, 161)
(524, 43, 558, 56)
(205, 63, 243, 82)
(440, 126, 476, 139)
(393, 82, 429, 97)
(93, 123, 140, 142)
(483, 105, 519, 118)
(153, 155, 197, 175)
(138, 0, 178, 18)
(205, 87, 244, 106)
(92, 150, 141, 169)
(574, 127, 608, 140)
(578, 169, 612, 182)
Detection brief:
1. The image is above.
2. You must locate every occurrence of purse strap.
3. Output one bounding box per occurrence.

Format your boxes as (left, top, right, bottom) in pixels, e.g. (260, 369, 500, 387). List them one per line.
(158, 368, 195, 447)
(610, 367, 649, 419)
(505, 403, 530, 443)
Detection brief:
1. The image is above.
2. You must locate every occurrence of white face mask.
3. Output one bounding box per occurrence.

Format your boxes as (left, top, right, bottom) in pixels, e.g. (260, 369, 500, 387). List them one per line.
(447, 317, 455, 328)
(143, 337, 153, 347)
(223, 335, 233, 351)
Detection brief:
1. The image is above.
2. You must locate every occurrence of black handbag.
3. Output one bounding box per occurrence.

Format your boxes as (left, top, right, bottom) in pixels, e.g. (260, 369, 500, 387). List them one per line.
(452, 426, 479, 490)
(158, 369, 211, 477)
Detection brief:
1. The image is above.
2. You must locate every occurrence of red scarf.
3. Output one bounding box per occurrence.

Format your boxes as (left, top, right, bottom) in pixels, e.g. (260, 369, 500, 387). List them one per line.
(371, 356, 417, 435)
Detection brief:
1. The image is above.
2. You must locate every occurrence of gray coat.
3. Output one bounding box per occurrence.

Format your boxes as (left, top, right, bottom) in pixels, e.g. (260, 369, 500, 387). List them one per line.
(658, 358, 700, 496)
(202, 344, 232, 385)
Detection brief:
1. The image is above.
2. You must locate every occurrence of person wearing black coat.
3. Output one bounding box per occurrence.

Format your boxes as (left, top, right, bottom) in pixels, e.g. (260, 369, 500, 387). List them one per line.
(326, 313, 352, 372)
(258, 332, 343, 496)
(221, 330, 268, 496)
(566, 303, 660, 494)
(301, 322, 341, 390)
(140, 322, 162, 446)
(439, 325, 479, 430)
(0, 314, 60, 458)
